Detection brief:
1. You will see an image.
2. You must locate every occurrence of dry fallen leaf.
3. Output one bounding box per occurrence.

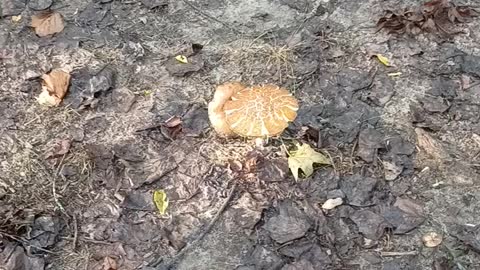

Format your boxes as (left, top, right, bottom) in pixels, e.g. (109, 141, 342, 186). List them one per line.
(415, 128, 447, 160)
(102, 256, 118, 270)
(422, 232, 443, 247)
(45, 139, 71, 159)
(322, 198, 343, 210)
(31, 11, 65, 37)
(37, 69, 71, 106)
(288, 143, 330, 181)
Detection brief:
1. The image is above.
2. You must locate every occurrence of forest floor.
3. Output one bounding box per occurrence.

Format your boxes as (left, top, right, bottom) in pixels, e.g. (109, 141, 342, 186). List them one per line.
(1, 0, 480, 269)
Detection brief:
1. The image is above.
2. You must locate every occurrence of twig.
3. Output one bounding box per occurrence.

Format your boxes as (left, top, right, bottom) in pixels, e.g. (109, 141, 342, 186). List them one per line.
(181, 0, 242, 34)
(464, 81, 480, 91)
(4, 242, 18, 264)
(0, 231, 57, 254)
(61, 236, 112, 245)
(72, 214, 78, 251)
(380, 251, 418, 256)
(158, 183, 237, 269)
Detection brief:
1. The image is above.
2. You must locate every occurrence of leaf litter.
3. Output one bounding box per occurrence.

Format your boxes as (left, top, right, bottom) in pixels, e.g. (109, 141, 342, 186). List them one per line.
(376, 0, 479, 36)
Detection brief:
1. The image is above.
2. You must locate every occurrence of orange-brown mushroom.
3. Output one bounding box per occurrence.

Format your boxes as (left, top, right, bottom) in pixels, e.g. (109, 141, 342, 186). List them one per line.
(208, 82, 245, 136)
(208, 82, 299, 137)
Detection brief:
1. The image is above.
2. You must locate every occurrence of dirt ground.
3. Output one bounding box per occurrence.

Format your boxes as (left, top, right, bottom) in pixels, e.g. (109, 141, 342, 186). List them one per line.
(1, 0, 480, 269)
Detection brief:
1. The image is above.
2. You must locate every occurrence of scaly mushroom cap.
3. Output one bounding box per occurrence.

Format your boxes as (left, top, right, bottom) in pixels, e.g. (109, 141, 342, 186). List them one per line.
(223, 84, 299, 137)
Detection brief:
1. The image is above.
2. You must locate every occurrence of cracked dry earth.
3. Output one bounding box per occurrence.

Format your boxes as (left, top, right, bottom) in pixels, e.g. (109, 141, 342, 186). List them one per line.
(1, 0, 480, 269)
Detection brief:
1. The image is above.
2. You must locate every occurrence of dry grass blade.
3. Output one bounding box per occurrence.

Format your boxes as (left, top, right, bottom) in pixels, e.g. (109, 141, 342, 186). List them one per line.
(31, 11, 65, 37)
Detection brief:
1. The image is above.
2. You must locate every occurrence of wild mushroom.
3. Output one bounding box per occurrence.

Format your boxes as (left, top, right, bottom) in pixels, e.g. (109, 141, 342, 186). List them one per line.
(208, 82, 299, 138)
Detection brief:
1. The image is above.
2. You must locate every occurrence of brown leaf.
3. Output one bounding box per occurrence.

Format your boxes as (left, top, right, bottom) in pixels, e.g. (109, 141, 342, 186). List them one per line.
(376, 0, 477, 36)
(422, 18, 437, 32)
(45, 139, 71, 159)
(164, 116, 182, 128)
(415, 128, 447, 161)
(31, 11, 65, 37)
(102, 256, 118, 270)
(38, 69, 71, 106)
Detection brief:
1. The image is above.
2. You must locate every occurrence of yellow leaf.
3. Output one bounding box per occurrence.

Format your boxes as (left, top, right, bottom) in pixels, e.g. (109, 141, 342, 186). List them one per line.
(143, 90, 152, 96)
(153, 190, 169, 215)
(287, 143, 330, 181)
(387, 72, 402, 77)
(175, 55, 188, 64)
(12, 15, 22, 22)
(375, 54, 391, 66)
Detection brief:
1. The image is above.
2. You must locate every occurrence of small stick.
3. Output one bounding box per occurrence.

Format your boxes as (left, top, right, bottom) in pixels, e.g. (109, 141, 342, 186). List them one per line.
(380, 251, 418, 257)
(72, 214, 78, 251)
(181, 0, 242, 34)
(0, 231, 57, 254)
(158, 183, 237, 269)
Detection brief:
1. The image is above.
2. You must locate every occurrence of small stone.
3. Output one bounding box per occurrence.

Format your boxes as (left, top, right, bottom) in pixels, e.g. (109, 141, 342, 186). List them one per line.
(111, 87, 136, 113)
(28, 0, 52, 10)
(70, 127, 85, 142)
(321, 198, 343, 210)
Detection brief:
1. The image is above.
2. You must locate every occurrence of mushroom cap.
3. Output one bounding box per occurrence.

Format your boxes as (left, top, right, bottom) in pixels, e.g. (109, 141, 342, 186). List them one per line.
(208, 82, 246, 136)
(223, 84, 299, 137)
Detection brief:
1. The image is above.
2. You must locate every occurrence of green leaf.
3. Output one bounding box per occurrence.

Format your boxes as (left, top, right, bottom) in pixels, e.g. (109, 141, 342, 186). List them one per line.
(288, 143, 330, 181)
(153, 190, 169, 215)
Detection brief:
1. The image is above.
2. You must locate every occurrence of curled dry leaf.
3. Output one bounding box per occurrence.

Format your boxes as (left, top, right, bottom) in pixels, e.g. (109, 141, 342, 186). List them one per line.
(31, 11, 65, 37)
(37, 69, 71, 107)
(422, 231, 443, 247)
